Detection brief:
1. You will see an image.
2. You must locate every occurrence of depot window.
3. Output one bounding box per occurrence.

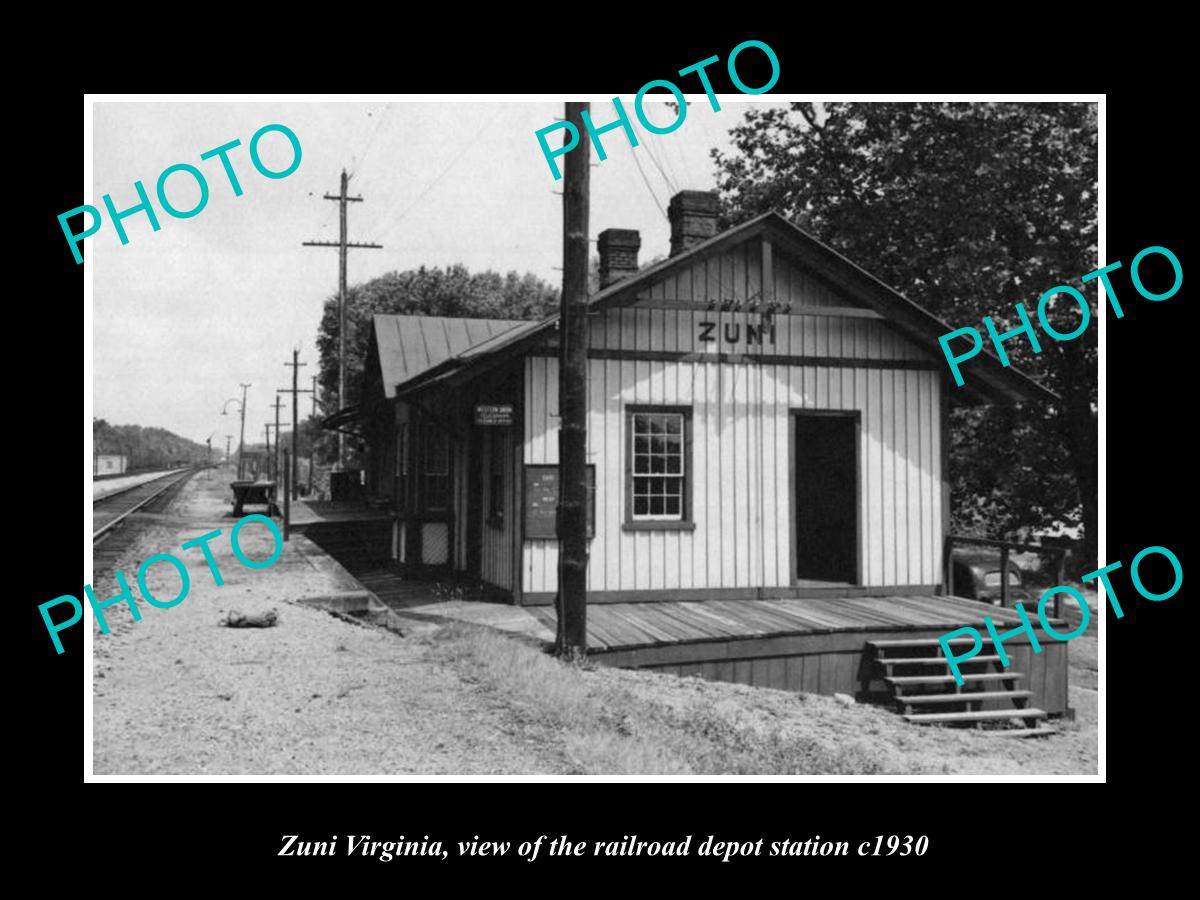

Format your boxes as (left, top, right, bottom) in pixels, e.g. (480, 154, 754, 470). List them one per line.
(624, 405, 694, 531)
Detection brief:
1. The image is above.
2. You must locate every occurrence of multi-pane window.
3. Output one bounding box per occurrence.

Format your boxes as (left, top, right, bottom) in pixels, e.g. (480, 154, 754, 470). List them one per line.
(423, 427, 449, 512)
(629, 409, 689, 521)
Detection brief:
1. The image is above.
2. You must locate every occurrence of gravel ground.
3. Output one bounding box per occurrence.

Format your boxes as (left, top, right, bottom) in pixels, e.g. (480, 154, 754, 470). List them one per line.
(92, 469, 177, 500)
(598, 665, 1097, 775)
(92, 474, 1097, 777)
(92, 476, 573, 775)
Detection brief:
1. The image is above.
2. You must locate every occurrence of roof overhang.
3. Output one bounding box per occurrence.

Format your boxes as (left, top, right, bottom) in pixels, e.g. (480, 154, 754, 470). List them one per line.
(321, 404, 364, 431)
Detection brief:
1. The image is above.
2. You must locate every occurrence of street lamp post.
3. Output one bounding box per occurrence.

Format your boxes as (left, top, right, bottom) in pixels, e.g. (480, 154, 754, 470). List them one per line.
(221, 387, 251, 479)
(237, 383, 250, 480)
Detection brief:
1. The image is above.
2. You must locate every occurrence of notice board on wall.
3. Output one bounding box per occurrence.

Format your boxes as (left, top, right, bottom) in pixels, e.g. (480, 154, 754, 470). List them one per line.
(474, 404, 514, 426)
(523, 465, 595, 539)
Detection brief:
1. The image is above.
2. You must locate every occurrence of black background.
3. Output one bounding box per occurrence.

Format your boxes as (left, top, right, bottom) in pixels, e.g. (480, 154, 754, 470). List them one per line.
(18, 24, 1188, 885)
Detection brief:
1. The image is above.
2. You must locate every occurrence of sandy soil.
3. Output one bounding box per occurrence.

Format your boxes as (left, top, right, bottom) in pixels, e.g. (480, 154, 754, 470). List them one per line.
(92, 475, 572, 775)
(93, 473, 1097, 777)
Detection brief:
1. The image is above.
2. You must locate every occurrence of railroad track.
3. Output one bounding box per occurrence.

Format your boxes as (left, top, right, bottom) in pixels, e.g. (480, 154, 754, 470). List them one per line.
(92, 468, 199, 545)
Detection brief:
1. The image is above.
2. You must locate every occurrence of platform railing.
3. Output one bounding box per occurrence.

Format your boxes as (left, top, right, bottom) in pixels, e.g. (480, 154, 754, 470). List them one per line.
(943, 534, 1070, 618)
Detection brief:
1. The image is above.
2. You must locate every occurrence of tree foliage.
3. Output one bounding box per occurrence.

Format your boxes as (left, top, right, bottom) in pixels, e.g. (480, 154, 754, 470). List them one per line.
(713, 102, 1097, 567)
(93, 419, 210, 469)
(315, 265, 559, 462)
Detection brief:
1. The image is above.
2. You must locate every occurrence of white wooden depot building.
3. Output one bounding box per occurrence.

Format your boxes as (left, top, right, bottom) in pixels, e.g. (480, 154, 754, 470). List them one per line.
(326, 189, 1070, 719)
(351, 190, 1050, 606)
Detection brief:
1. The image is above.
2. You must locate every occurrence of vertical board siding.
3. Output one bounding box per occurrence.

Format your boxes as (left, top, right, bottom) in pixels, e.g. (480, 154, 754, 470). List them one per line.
(480, 428, 515, 592)
(453, 439, 467, 569)
(522, 239, 945, 595)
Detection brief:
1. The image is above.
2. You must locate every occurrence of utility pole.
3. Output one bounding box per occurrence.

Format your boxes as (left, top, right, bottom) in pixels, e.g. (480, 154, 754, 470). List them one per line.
(271, 394, 286, 482)
(280, 350, 312, 501)
(266, 423, 279, 479)
(237, 383, 250, 480)
(225, 435, 232, 467)
(309, 374, 320, 494)
(555, 101, 591, 663)
(302, 169, 382, 471)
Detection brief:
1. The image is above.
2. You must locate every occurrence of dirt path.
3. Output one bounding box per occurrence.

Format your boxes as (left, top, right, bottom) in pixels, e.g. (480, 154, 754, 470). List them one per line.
(92, 474, 572, 775)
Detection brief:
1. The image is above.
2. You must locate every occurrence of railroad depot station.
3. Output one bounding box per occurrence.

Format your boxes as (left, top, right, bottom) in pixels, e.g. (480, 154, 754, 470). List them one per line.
(270, 190, 1072, 730)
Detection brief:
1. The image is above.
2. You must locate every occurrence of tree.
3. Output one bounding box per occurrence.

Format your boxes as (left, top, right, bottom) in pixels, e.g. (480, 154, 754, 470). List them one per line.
(93, 418, 210, 470)
(315, 265, 559, 463)
(713, 102, 1097, 571)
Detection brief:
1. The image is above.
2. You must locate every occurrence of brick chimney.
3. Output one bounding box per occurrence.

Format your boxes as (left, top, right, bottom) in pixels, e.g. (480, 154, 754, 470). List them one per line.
(668, 190, 720, 256)
(598, 228, 641, 288)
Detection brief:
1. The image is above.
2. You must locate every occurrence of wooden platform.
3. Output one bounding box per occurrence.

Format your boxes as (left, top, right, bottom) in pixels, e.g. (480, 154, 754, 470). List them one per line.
(288, 499, 395, 530)
(525, 594, 1040, 653)
(558, 595, 1068, 716)
(352, 566, 1069, 715)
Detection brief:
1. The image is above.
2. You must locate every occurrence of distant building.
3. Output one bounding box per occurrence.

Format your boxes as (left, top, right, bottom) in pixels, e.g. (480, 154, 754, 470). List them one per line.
(94, 454, 128, 476)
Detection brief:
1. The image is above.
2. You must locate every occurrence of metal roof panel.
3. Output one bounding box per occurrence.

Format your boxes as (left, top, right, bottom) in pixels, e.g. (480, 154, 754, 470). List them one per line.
(372, 314, 530, 398)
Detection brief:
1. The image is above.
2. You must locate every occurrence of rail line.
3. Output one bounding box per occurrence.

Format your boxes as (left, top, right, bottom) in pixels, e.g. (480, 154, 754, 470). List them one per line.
(92, 468, 199, 544)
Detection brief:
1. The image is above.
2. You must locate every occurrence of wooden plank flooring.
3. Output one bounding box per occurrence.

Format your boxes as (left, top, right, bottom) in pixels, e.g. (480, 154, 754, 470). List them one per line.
(351, 560, 1050, 657)
(530, 594, 1034, 652)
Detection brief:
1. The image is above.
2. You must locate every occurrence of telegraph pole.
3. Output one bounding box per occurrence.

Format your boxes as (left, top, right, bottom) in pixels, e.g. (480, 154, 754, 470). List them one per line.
(266, 423, 279, 479)
(555, 101, 591, 662)
(302, 170, 382, 471)
(237, 383, 250, 480)
(309, 374, 320, 494)
(225, 435, 233, 468)
(271, 395, 286, 482)
(281, 350, 312, 501)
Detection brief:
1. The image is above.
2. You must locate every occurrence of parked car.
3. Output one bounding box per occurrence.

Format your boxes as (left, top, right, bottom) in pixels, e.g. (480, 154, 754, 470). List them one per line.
(950, 549, 1029, 606)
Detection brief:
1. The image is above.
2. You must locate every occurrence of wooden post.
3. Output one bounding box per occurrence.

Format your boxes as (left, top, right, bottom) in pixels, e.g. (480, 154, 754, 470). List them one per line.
(271, 395, 285, 485)
(237, 382, 250, 480)
(943, 535, 953, 596)
(302, 172, 382, 470)
(999, 545, 1010, 609)
(1054, 547, 1067, 619)
(283, 449, 291, 542)
(555, 101, 590, 662)
(281, 352, 311, 501)
(291, 350, 302, 501)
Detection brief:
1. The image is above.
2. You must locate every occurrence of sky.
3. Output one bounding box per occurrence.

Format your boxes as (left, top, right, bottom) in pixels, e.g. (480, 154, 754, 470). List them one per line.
(90, 98, 787, 449)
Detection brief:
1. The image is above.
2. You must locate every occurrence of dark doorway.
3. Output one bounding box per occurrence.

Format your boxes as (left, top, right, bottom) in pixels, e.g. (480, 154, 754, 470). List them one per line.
(793, 412, 859, 584)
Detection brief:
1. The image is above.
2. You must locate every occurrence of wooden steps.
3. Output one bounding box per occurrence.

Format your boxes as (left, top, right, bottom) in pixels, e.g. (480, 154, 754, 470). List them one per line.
(885, 672, 1023, 686)
(901, 689, 1033, 705)
(878, 654, 1005, 668)
(869, 637, 1056, 735)
(870, 637, 983, 648)
(904, 708, 1047, 725)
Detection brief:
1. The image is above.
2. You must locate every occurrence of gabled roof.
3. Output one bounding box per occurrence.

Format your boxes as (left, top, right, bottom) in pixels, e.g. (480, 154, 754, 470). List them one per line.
(392, 213, 1058, 405)
(371, 314, 530, 399)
